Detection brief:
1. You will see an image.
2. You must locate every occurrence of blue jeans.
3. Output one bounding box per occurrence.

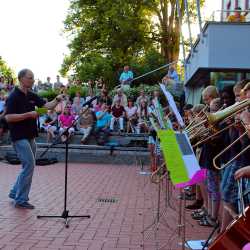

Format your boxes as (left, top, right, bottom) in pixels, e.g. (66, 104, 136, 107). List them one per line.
(9, 139, 36, 204)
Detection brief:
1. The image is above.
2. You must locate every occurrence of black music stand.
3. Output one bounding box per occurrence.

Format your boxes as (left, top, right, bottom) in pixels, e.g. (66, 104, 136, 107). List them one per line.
(37, 97, 97, 227)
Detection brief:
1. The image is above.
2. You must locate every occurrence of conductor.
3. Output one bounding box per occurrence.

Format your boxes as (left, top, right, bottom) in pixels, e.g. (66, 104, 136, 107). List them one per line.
(5, 69, 64, 209)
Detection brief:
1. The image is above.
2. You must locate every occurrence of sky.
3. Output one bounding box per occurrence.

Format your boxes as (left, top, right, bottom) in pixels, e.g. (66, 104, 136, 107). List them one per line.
(0, 0, 222, 84)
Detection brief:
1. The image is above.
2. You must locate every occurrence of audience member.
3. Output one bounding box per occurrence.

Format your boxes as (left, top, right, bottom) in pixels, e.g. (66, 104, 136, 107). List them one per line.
(110, 100, 125, 132)
(137, 100, 149, 133)
(43, 109, 58, 142)
(136, 90, 149, 107)
(119, 65, 133, 90)
(0, 92, 6, 114)
(0, 76, 5, 90)
(71, 96, 82, 116)
(78, 106, 95, 144)
(58, 106, 75, 141)
(98, 89, 112, 107)
(125, 99, 137, 133)
(112, 89, 128, 107)
(54, 75, 64, 90)
(227, 7, 246, 22)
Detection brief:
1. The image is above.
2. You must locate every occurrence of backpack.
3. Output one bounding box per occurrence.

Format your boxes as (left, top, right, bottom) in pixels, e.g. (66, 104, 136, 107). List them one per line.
(5, 152, 58, 166)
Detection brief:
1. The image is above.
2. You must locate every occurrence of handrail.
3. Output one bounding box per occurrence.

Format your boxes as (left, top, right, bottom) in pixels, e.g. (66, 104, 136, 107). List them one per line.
(131, 60, 178, 82)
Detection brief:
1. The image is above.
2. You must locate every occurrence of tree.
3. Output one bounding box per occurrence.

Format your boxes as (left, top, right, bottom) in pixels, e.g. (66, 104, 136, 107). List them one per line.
(61, 0, 204, 86)
(144, 0, 204, 63)
(0, 56, 15, 80)
(61, 0, 152, 75)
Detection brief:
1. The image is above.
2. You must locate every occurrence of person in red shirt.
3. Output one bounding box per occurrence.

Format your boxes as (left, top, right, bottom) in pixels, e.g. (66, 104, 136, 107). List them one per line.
(110, 100, 125, 132)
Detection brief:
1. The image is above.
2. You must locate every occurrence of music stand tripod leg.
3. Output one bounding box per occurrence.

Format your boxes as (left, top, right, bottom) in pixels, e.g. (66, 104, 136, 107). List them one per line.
(37, 134, 90, 228)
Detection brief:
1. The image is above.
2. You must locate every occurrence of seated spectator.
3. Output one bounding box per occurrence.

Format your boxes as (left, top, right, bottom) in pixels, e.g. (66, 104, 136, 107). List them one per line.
(136, 90, 149, 107)
(112, 88, 127, 107)
(227, 7, 246, 22)
(6, 78, 15, 92)
(96, 77, 105, 90)
(125, 99, 137, 133)
(72, 96, 82, 116)
(95, 103, 111, 131)
(119, 65, 133, 90)
(0, 92, 6, 114)
(0, 76, 5, 90)
(43, 109, 58, 142)
(55, 94, 69, 115)
(58, 106, 75, 141)
(110, 100, 125, 132)
(98, 89, 112, 107)
(78, 107, 95, 144)
(86, 87, 97, 108)
(95, 103, 111, 145)
(88, 79, 95, 92)
(73, 91, 85, 106)
(137, 100, 149, 133)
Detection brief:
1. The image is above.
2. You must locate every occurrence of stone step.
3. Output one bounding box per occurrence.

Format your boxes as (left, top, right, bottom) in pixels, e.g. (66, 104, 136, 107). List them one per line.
(0, 143, 149, 165)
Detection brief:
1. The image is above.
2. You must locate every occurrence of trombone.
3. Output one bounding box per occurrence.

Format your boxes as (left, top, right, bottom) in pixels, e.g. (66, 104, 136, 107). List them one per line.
(187, 98, 250, 144)
(213, 123, 250, 170)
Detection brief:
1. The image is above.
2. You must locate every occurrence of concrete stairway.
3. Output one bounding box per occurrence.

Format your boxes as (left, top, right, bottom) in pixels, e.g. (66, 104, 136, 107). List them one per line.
(0, 132, 150, 165)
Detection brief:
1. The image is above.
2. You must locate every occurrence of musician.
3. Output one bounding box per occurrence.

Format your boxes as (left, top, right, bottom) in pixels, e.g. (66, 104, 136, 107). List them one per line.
(233, 80, 249, 102)
(202, 98, 224, 227)
(234, 110, 250, 206)
(186, 86, 218, 212)
(243, 82, 250, 99)
(220, 85, 245, 231)
(5, 69, 64, 209)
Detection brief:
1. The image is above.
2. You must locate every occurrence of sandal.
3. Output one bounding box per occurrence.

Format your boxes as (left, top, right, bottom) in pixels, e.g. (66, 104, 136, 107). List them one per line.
(191, 209, 207, 220)
(191, 208, 204, 216)
(198, 216, 216, 227)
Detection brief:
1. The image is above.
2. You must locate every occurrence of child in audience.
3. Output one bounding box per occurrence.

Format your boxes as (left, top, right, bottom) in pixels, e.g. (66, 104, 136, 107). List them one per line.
(58, 106, 75, 141)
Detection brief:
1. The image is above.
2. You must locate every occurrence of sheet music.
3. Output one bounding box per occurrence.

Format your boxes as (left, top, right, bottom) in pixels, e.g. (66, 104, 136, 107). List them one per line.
(160, 84, 185, 128)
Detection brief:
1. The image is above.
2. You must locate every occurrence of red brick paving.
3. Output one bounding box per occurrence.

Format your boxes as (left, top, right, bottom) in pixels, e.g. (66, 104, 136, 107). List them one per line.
(0, 162, 211, 249)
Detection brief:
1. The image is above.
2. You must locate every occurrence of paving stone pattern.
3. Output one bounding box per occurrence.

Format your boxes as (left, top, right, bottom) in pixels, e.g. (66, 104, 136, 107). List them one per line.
(0, 162, 211, 250)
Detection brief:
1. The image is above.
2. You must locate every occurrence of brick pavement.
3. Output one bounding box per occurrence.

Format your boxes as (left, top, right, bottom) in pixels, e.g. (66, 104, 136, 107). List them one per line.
(0, 162, 212, 250)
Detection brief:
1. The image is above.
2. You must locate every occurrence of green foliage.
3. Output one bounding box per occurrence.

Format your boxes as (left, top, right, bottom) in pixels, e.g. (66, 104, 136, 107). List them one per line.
(66, 85, 89, 99)
(0, 56, 15, 80)
(39, 89, 58, 101)
(61, 0, 204, 88)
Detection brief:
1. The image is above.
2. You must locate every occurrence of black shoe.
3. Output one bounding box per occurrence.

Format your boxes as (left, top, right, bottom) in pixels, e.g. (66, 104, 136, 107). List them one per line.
(185, 199, 203, 210)
(8, 193, 15, 199)
(15, 202, 35, 209)
(179, 192, 196, 200)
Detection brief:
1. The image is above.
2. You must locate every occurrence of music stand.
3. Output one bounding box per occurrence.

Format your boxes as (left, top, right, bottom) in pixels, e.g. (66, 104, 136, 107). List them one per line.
(37, 97, 97, 227)
(141, 165, 173, 250)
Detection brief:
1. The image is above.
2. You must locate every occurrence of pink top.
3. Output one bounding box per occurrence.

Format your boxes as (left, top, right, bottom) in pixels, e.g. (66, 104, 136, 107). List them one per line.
(59, 114, 75, 128)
